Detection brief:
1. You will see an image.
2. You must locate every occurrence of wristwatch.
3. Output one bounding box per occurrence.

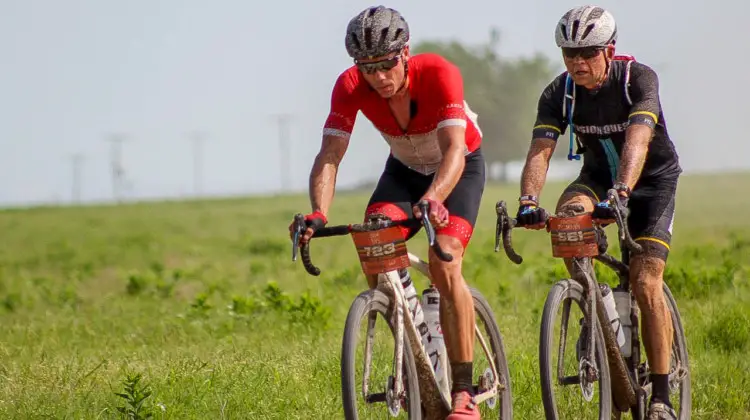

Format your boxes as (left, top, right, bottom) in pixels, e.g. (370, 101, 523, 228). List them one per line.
(612, 182, 631, 198)
(518, 195, 539, 206)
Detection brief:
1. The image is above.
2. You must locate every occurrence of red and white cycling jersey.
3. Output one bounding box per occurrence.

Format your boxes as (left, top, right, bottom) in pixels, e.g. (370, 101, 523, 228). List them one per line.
(322, 53, 483, 175)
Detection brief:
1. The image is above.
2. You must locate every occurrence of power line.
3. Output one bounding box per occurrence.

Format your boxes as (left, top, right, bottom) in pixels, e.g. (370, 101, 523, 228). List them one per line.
(189, 131, 205, 197)
(271, 114, 294, 192)
(105, 134, 128, 203)
(70, 153, 84, 204)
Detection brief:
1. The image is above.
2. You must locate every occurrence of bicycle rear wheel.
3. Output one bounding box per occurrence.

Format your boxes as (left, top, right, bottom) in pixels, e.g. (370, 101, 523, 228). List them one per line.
(635, 284, 691, 419)
(341, 288, 422, 419)
(470, 286, 514, 419)
(664, 283, 691, 418)
(539, 279, 612, 420)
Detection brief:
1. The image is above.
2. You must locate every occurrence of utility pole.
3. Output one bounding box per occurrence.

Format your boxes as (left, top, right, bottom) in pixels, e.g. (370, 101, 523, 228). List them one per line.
(70, 153, 84, 204)
(189, 131, 205, 197)
(271, 114, 294, 192)
(106, 134, 127, 203)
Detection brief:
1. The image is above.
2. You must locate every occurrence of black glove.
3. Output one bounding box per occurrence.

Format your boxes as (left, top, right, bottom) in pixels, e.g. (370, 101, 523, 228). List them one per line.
(303, 211, 327, 231)
(516, 204, 549, 229)
(592, 196, 629, 224)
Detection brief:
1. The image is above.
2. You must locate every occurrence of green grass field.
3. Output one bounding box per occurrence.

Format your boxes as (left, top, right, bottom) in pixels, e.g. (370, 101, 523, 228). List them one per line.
(1, 171, 748, 419)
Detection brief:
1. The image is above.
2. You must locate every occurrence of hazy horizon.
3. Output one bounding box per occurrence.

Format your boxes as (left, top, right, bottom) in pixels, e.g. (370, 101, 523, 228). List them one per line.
(2, 0, 747, 207)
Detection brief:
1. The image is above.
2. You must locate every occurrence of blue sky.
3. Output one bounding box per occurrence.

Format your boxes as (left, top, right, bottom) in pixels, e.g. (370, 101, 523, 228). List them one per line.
(1, 0, 746, 206)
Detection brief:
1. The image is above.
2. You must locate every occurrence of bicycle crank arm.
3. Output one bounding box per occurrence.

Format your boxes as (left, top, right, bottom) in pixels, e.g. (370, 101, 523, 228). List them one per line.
(364, 392, 387, 403)
(557, 375, 582, 386)
(639, 363, 689, 396)
(472, 323, 502, 405)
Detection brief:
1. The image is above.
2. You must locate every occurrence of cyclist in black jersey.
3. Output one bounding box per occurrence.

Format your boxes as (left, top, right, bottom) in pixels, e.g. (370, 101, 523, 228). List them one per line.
(515, 6, 681, 419)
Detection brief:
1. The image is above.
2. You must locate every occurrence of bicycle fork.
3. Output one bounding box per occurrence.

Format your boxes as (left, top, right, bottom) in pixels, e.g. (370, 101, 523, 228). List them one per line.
(358, 272, 406, 414)
(569, 259, 600, 400)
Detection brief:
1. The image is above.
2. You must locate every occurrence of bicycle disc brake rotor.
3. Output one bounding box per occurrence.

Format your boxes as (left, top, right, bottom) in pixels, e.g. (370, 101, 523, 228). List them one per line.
(578, 358, 596, 402)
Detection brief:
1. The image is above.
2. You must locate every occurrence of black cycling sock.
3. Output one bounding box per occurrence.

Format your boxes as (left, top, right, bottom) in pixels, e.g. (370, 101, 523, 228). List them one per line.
(650, 373, 672, 407)
(450, 362, 473, 395)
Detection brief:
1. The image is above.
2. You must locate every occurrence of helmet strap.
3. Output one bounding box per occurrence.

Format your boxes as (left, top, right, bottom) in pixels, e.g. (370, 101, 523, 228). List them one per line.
(394, 54, 409, 95)
(593, 47, 614, 89)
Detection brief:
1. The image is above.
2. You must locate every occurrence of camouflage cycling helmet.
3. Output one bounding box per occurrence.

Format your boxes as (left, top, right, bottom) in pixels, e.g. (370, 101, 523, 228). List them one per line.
(555, 5, 617, 48)
(345, 6, 410, 60)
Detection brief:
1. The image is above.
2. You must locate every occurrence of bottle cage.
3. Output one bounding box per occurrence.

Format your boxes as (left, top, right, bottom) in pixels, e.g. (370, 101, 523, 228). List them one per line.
(562, 54, 637, 161)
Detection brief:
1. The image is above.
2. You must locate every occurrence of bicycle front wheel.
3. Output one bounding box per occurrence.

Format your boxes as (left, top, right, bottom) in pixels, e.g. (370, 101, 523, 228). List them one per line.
(341, 288, 422, 419)
(539, 279, 612, 420)
(470, 286, 514, 419)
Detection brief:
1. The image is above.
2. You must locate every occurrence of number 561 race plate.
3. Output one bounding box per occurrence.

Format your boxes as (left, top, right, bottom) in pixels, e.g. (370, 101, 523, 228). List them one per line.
(548, 214, 599, 258)
(351, 226, 410, 275)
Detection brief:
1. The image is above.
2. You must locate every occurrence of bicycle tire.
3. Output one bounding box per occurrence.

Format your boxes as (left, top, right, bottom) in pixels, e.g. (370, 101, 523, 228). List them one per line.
(539, 279, 612, 420)
(341, 288, 422, 419)
(470, 286, 514, 419)
(665, 283, 692, 419)
(631, 283, 692, 420)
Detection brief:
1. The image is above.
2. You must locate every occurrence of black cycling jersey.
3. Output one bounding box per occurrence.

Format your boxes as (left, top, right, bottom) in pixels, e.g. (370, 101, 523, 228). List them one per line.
(532, 59, 682, 183)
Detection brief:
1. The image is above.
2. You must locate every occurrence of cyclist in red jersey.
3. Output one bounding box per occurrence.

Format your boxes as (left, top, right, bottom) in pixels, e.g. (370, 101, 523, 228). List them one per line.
(288, 6, 485, 419)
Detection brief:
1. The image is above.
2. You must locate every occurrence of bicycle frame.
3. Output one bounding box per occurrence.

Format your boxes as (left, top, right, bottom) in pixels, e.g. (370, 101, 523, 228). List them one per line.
(571, 228, 687, 416)
(358, 253, 504, 419)
(494, 190, 645, 412)
(291, 200, 503, 419)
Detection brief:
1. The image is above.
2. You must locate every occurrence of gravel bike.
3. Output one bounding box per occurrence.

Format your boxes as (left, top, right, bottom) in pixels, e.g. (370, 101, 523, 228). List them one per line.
(493, 189, 690, 419)
(291, 200, 513, 419)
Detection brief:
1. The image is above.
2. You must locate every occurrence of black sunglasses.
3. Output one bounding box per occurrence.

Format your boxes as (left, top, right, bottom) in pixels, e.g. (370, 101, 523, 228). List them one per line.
(355, 55, 402, 74)
(562, 46, 605, 60)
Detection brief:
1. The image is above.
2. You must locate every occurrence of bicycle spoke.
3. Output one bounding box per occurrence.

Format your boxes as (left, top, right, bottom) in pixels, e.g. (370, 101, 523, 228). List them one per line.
(363, 311, 377, 399)
(553, 301, 603, 415)
(557, 299, 572, 383)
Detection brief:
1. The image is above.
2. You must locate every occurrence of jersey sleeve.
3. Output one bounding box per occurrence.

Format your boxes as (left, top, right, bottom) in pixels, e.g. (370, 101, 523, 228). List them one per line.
(430, 61, 470, 130)
(626, 63, 660, 130)
(322, 71, 360, 138)
(531, 76, 567, 141)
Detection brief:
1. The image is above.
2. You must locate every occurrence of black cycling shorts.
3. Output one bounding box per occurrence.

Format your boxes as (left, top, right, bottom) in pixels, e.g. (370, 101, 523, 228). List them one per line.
(365, 148, 486, 250)
(563, 172, 677, 261)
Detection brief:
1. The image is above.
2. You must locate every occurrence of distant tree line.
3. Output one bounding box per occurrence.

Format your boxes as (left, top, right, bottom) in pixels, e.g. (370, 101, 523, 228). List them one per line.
(414, 27, 569, 179)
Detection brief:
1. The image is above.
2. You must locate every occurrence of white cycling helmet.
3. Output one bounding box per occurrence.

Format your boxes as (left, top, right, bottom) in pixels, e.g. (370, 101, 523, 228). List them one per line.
(555, 5, 617, 48)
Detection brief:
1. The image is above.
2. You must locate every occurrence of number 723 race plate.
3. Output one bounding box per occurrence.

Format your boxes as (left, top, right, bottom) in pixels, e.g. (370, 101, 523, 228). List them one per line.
(351, 226, 410, 276)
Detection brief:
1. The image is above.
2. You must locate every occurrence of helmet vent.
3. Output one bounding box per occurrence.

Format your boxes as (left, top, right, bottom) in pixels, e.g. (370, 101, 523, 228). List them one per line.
(580, 24, 596, 41)
(364, 27, 373, 49)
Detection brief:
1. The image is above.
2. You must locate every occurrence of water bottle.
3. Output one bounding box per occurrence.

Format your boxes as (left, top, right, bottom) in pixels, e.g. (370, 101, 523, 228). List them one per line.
(398, 269, 430, 345)
(422, 286, 449, 390)
(613, 288, 633, 358)
(600, 283, 626, 349)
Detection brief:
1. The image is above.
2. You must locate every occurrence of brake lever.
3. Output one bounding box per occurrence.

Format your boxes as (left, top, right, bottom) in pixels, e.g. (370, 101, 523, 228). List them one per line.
(417, 200, 436, 246)
(417, 199, 453, 262)
(606, 190, 642, 254)
(291, 213, 305, 262)
(494, 201, 506, 252)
